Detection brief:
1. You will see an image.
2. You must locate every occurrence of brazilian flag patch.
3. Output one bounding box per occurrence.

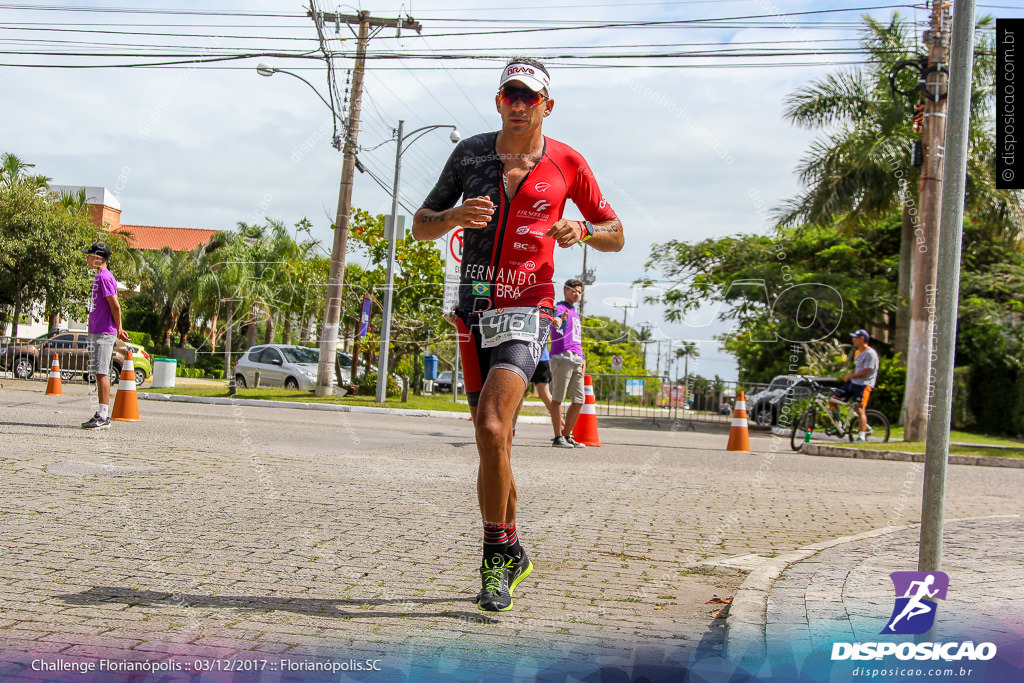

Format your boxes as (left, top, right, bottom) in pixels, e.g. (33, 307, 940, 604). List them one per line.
(472, 282, 491, 296)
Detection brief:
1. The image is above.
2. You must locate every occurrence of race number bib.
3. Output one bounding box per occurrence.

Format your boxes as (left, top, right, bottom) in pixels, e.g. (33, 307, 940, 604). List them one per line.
(479, 307, 541, 348)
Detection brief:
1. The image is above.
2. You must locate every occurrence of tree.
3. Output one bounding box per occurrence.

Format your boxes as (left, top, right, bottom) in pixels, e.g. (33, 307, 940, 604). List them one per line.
(347, 209, 448, 390)
(581, 315, 647, 376)
(777, 14, 1021, 439)
(642, 218, 899, 382)
(0, 153, 100, 337)
(139, 248, 195, 347)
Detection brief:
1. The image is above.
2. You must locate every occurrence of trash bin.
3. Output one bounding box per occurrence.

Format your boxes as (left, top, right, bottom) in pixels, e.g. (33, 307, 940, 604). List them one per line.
(152, 358, 177, 388)
(424, 355, 439, 381)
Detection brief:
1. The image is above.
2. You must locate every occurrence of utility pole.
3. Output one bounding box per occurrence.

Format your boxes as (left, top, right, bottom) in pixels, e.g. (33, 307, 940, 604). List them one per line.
(309, 9, 421, 397)
(611, 301, 637, 342)
(578, 245, 595, 317)
(919, 0, 976, 574)
(903, 0, 950, 439)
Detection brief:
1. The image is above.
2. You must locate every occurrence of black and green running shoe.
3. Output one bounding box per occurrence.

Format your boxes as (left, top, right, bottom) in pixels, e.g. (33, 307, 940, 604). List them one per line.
(477, 554, 513, 612)
(508, 549, 533, 595)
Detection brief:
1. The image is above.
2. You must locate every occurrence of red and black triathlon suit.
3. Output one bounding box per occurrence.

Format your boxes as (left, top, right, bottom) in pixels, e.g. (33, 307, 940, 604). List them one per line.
(421, 131, 617, 405)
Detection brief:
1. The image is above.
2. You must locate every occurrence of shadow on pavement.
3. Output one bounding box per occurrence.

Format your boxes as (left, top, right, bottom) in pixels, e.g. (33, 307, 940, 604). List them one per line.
(57, 586, 497, 623)
(0, 420, 85, 429)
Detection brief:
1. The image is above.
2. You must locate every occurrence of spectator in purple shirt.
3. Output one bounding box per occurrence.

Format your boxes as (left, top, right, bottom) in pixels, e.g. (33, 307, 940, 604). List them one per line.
(81, 242, 130, 430)
(549, 279, 587, 448)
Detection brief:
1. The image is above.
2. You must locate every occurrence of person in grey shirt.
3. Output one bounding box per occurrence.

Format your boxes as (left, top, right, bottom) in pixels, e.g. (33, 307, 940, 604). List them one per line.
(829, 329, 879, 441)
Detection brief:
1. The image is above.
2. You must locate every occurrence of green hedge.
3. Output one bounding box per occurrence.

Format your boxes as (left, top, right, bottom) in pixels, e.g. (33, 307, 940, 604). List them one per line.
(356, 371, 401, 398)
(126, 330, 155, 349)
(968, 363, 1024, 436)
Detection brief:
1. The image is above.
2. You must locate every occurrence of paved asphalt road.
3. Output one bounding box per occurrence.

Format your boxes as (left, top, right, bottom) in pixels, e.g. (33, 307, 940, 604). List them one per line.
(1, 383, 1022, 680)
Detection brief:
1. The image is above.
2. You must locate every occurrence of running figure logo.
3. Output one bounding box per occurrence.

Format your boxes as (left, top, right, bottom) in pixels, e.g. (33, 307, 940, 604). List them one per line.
(881, 571, 949, 635)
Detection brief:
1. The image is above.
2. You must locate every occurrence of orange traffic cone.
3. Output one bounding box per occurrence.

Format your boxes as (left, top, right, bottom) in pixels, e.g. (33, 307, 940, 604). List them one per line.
(45, 354, 63, 396)
(571, 374, 603, 447)
(726, 390, 750, 452)
(111, 348, 141, 422)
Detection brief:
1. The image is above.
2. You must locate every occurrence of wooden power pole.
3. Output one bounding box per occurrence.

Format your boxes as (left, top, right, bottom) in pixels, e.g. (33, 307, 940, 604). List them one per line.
(310, 10, 421, 396)
(903, 1, 951, 440)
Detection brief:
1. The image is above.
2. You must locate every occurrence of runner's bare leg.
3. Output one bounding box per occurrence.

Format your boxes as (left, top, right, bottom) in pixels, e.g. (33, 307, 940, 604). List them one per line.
(474, 369, 526, 525)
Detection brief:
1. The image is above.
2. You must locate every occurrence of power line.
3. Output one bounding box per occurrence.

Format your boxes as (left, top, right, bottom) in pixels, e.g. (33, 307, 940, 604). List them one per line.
(0, 4, 301, 17)
(0, 59, 873, 70)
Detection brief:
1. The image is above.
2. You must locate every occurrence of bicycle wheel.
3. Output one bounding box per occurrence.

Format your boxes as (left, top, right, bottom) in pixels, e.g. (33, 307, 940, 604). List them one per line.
(791, 407, 817, 451)
(864, 409, 890, 443)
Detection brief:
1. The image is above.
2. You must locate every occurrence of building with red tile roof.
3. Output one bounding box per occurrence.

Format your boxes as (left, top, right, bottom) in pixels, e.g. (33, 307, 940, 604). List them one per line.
(50, 184, 220, 251)
(116, 224, 220, 251)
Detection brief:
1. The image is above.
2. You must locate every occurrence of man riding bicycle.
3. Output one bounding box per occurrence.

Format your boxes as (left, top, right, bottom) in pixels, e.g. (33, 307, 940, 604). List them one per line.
(829, 329, 879, 442)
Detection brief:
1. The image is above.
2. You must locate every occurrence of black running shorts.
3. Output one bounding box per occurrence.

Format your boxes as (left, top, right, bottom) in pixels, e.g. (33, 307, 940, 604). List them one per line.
(456, 310, 553, 407)
(530, 360, 552, 385)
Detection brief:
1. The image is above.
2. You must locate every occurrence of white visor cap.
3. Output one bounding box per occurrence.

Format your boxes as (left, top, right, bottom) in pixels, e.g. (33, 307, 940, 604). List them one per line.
(499, 63, 551, 94)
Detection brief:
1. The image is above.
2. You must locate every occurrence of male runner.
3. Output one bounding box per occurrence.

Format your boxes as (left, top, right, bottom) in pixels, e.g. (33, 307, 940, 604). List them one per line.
(413, 58, 623, 611)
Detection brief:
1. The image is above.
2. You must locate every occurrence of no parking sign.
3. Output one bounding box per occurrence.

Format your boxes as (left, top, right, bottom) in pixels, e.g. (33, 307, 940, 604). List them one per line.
(443, 228, 463, 314)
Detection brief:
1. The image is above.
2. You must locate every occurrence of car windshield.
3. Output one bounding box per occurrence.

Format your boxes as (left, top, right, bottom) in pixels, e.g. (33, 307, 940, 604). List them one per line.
(438, 371, 452, 380)
(281, 346, 320, 364)
(32, 330, 65, 342)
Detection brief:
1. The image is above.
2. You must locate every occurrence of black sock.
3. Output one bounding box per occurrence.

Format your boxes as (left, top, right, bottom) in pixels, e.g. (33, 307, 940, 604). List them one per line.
(483, 523, 507, 561)
(506, 523, 522, 557)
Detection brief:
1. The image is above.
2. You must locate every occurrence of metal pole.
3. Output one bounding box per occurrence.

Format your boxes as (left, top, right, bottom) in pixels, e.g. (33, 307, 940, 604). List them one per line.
(919, 0, 975, 573)
(376, 120, 404, 403)
(224, 301, 234, 395)
(579, 245, 588, 318)
(453, 332, 460, 403)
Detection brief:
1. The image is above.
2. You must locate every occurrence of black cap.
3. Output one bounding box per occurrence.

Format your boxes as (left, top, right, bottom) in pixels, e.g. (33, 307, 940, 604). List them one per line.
(82, 242, 112, 259)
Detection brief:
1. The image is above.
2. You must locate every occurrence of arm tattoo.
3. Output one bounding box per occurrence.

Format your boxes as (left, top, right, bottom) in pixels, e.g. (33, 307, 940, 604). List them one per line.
(419, 209, 450, 224)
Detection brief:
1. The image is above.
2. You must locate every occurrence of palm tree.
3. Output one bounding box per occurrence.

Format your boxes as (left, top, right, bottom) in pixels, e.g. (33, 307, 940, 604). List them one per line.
(780, 16, 919, 353)
(230, 220, 291, 348)
(675, 341, 700, 384)
(192, 229, 258, 384)
(636, 325, 654, 371)
(0, 153, 45, 190)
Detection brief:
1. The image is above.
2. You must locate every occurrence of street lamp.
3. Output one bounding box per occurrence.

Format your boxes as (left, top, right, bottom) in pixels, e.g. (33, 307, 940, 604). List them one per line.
(375, 119, 460, 402)
(258, 61, 354, 397)
(257, 63, 343, 128)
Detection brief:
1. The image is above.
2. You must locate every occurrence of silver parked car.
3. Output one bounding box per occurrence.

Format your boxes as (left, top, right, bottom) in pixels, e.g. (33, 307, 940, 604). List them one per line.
(234, 344, 324, 391)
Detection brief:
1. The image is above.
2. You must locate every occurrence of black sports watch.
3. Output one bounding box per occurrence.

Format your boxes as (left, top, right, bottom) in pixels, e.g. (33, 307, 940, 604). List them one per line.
(580, 220, 595, 242)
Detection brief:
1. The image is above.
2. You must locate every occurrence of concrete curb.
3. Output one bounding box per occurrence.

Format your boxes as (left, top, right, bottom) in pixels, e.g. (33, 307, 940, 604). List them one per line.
(768, 427, 1024, 468)
(802, 443, 1024, 468)
(723, 515, 1023, 665)
(136, 391, 552, 423)
(723, 523, 920, 663)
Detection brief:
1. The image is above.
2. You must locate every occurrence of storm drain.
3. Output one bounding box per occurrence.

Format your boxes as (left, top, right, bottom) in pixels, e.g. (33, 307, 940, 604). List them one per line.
(47, 461, 164, 477)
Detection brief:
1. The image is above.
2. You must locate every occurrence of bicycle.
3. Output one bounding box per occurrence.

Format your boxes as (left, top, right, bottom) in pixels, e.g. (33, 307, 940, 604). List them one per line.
(789, 377, 890, 451)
